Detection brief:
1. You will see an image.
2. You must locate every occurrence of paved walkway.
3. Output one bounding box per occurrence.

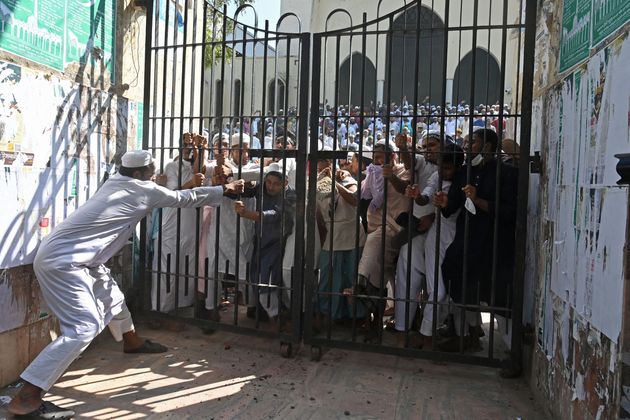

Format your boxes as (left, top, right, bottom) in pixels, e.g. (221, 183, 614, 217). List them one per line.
(0, 323, 548, 419)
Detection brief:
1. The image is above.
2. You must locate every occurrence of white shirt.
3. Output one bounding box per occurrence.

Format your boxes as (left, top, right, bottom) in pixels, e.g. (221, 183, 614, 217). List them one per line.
(204, 160, 256, 278)
(445, 118, 457, 137)
(412, 156, 438, 219)
(37, 173, 224, 267)
(159, 159, 201, 251)
(264, 135, 273, 150)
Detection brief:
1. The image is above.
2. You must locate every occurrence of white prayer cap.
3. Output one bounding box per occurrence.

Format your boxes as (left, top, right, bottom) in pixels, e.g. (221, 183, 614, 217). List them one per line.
(122, 150, 153, 168)
(231, 133, 251, 146)
(265, 162, 283, 177)
(422, 130, 443, 141)
(375, 139, 397, 152)
(212, 132, 229, 144)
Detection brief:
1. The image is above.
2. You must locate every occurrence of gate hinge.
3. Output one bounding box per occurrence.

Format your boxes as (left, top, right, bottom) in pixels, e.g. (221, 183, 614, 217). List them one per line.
(529, 151, 541, 174)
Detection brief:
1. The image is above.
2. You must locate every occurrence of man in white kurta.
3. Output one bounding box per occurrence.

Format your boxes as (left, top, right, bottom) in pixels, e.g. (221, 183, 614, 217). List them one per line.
(204, 133, 259, 316)
(8, 150, 244, 418)
(394, 132, 439, 333)
(419, 171, 459, 340)
(153, 133, 208, 312)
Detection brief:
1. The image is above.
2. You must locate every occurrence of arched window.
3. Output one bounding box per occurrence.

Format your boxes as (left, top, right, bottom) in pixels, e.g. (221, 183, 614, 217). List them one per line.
(385, 5, 445, 104)
(214, 80, 223, 117)
(268, 79, 286, 114)
(452, 48, 502, 106)
(339, 52, 377, 108)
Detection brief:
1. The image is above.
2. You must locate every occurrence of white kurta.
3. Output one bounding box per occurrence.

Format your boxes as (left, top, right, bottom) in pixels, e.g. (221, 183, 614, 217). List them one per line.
(204, 160, 258, 310)
(412, 155, 437, 219)
(420, 175, 459, 336)
(152, 159, 202, 312)
(22, 173, 224, 391)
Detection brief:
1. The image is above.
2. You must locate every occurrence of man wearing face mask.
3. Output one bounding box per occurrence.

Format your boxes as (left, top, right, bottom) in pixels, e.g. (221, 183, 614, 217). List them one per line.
(433, 128, 518, 350)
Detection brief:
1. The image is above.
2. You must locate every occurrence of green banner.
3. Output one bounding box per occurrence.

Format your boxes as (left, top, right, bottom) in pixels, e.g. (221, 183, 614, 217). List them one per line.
(136, 102, 144, 150)
(591, 0, 630, 47)
(560, 0, 592, 73)
(0, 0, 115, 76)
(0, 0, 65, 70)
(64, 0, 116, 77)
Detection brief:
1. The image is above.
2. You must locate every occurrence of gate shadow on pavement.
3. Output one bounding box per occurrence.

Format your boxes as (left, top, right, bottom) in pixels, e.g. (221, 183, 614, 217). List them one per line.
(0, 321, 548, 419)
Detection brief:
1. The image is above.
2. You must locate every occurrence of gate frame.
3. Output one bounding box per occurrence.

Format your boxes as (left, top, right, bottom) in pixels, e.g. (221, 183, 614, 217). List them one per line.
(138, 0, 311, 356)
(303, 0, 539, 370)
(139, 0, 539, 369)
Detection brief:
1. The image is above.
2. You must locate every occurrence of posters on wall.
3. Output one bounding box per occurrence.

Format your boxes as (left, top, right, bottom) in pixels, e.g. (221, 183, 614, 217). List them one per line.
(559, 0, 591, 73)
(0, 0, 115, 77)
(541, 36, 630, 343)
(559, 0, 630, 73)
(0, 59, 139, 269)
(592, 0, 630, 47)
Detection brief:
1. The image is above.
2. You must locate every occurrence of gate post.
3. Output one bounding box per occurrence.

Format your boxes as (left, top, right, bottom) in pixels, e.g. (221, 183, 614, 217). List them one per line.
(292, 31, 312, 341)
(139, 0, 155, 311)
(303, 33, 322, 345)
(507, 0, 538, 377)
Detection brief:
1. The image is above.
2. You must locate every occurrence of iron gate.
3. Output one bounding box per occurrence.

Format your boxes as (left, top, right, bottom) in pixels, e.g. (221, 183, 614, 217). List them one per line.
(139, 0, 310, 356)
(139, 0, 537, 367)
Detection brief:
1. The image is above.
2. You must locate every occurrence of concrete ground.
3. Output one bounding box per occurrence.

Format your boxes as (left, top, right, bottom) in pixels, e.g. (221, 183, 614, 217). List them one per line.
(0, 322, 548, 420)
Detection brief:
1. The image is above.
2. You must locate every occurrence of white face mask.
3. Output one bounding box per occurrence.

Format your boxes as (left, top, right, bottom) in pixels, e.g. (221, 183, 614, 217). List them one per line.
(471, 153, 483, 166)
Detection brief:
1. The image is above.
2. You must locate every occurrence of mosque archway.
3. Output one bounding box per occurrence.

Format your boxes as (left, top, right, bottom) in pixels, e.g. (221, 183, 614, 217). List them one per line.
(268, 79, 286, 113)
(452, 48, 502, 106)
(385, 5, 445, 105)
(339, 52, 377, 108)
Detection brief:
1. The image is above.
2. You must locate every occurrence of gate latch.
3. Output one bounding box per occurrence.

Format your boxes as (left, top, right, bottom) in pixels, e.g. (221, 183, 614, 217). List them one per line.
(529, 152, 541, 174)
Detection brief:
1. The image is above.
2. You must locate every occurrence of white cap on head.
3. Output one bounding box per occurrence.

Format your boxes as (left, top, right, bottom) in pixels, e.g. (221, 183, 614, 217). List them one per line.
(122, 150, 153, 168)
(265, 162, 283, 176)
(231, 133, 251, 147)
(212, 132, 229, 145)
(422, 129, 444, 141)
(375, 139, 398, 152)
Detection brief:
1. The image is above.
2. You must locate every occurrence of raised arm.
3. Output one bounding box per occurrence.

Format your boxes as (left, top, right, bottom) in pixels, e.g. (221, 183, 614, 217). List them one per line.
(149, 180, 244, 209)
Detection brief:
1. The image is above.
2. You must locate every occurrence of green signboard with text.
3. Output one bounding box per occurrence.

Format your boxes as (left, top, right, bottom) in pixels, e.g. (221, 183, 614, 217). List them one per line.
(591, 0, 630, 47)
(559, 0, 591, 73)
(0, 0, 115, 77)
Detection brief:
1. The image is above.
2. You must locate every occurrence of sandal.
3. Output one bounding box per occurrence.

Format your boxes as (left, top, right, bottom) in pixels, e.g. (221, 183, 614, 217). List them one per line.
(124, 339, 168, 354)
(384, 318, 397, 331)
(16, 400, 75, 419)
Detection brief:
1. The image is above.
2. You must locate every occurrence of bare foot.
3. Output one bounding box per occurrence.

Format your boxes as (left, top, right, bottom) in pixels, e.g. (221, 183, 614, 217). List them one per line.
(8, 382, 42, 415)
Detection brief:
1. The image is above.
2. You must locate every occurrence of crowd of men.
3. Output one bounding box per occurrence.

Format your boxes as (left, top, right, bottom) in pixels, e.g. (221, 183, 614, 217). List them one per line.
(152, 99, 520, 352)
(6, 96, 521, 418)
(216, 99, 519, 161)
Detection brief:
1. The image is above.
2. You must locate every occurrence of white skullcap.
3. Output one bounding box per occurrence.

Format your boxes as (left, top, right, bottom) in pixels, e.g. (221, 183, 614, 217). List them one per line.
(212, 132, 229, 144)
(265, 162, 283, 176)
(121, 150, 153, 168)
(375, 139, 398, 152)
(422, 130, 443, 141)
(231, 133, 251, 147)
